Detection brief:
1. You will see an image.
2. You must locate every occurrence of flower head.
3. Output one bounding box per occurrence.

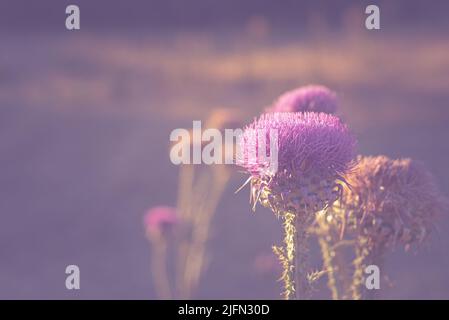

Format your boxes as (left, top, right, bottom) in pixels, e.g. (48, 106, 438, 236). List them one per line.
(268, 85, 338, 114)
(238, 112, 356, 177)
(340, 155, 447, 250)
(144, 206, 178, 237)
(237, 112, 356, 214)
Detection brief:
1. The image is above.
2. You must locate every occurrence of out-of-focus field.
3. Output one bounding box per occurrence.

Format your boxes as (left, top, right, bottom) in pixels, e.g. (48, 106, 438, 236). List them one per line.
(1, 30, 449, 298)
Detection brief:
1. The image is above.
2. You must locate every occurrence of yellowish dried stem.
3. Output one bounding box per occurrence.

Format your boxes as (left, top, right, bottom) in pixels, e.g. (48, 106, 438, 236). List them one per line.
(333, 244, 352, 299)
(150, 238, 172, 299)
(177, 165, 230, 299)
(318, 237, 339, 300)
(351, 237, 371, 300)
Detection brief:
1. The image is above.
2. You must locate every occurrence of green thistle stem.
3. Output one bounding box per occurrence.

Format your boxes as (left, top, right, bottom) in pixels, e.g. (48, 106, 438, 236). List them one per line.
(274, 212, 296, 300)
(253, 175, 339, 300)
(351, 237, 383, 300)
(318, 236, 339, 300)
(294, 213, 312, 300)
(351, 238, 368, 300)
(334, 244, 352, 299)
(273, 211, 312, 300)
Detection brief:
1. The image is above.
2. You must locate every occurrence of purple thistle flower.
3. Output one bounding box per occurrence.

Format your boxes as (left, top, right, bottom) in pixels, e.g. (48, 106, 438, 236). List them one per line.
(267, 85, 338, 114)
(236, 112, 356, 300)
(144, 206, 178, 236)
(238, 112, 356, 179)
(236, 112, 356, 216)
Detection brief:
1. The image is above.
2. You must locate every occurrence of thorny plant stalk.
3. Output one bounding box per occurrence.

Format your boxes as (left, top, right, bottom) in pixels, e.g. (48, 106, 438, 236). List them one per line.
(318, 236, 339, 300)
(294, 212, 312, 300)
(351, 238, 384, 300)
(313, 209, 348, 300)
(312, 206, 358, 300)
(332, 241, 352, 299)
(334, 156, 447, 300)
(273, 207, 315, 300)
(273, 212, 296, 299)
(351, 237, 368, 300)
(237, 112, 356, 299)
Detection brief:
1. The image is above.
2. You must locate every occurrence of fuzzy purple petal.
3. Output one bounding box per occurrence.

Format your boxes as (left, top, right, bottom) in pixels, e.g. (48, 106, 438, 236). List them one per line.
(237, 112, 356, 178)
(268, 85, 338, 114)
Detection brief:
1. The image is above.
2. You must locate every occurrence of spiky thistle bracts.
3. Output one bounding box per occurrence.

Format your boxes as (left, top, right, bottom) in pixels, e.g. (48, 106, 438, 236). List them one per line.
(267, 85, 338, 114)
(341, 155, 445, 251)
(238, 112, 357, 214)
(346, 156, 446, 299)
(316, 155, 448, 299)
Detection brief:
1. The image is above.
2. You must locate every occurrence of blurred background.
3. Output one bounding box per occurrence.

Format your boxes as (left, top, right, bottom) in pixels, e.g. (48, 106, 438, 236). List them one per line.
(1, 0, 449, 299)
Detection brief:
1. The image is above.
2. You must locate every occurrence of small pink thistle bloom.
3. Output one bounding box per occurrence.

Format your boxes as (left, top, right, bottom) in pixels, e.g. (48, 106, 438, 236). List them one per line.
(267, 85, 338, 114)
(144, 206, 178, 237)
